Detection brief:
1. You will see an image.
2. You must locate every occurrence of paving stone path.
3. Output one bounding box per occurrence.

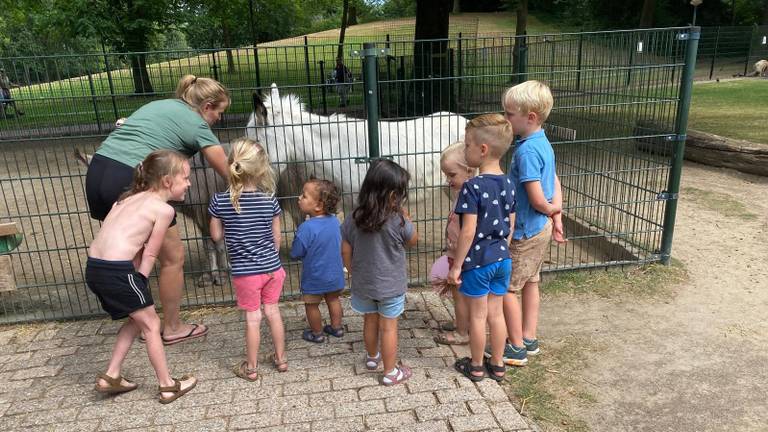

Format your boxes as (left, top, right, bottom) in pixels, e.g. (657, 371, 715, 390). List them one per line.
(0, 291, 534, 431)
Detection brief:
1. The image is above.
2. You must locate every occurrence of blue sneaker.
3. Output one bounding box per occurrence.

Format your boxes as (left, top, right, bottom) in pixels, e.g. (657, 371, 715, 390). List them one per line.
(484, 343, 528, 366)
(523, 338, 540, 356)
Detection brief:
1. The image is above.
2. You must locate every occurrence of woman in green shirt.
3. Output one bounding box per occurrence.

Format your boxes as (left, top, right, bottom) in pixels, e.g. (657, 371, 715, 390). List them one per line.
(86, 75, 230, 345)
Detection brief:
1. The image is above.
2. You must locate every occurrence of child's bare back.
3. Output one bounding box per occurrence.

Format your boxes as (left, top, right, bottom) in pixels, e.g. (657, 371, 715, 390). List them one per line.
(89, 191, 174, 271)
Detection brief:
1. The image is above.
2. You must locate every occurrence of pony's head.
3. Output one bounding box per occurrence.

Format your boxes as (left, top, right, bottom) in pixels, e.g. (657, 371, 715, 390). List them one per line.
(250, 83, 306, 129)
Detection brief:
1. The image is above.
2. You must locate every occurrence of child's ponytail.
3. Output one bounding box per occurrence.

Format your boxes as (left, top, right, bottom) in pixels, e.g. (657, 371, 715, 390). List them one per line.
(228, 137, 275, 213)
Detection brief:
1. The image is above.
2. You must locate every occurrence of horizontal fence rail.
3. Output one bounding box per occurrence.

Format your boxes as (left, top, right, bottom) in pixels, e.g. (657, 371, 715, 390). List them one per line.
(0, 28, 697, 323)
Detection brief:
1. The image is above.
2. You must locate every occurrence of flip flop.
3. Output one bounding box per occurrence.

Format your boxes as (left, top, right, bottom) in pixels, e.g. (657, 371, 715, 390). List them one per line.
(161, 323, 209, 346)
(94, 373, 138, 394)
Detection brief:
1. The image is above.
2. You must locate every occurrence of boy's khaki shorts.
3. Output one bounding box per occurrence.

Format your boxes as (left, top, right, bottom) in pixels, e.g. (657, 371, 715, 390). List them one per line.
(509, 218, 552, 292)
(303, 290, 342, 305)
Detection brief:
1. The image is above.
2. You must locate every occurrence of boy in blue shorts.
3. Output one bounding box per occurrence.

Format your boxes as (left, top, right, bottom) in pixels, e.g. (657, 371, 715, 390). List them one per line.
(499, 80, 565, 365)
(448, 113, 516, 382)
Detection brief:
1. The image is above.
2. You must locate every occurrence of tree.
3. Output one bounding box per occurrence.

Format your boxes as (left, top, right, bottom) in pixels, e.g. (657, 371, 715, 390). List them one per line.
(54, 0, 176, 94)
(338, 0, 350, 60)
(639, 0, 655, 27)
(512, 0, 528, 84)
(412, 0, 452, 115)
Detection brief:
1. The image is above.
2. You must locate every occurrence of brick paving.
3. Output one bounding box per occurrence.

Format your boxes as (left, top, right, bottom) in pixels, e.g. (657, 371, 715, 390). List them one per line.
(0, 291, 534, 431)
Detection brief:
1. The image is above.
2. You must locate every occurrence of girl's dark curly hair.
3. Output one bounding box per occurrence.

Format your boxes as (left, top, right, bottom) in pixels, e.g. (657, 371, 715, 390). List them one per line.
(352, 159, 410, 232)
(307, 178, 340, 215)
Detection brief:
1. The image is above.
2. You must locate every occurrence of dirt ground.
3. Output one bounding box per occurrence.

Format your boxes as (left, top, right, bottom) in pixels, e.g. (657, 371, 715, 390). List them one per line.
(534, 161, 768, 431)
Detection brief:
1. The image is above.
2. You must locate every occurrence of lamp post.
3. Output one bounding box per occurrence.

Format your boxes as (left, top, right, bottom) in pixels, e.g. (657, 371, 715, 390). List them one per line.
(691, 0, 703, 26)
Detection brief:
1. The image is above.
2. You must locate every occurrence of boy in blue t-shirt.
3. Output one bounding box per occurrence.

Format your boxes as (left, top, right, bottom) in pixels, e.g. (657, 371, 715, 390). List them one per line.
(447, 114, 516, 382)
(291, 179, 346, 343)
(500, 80, 566, 365)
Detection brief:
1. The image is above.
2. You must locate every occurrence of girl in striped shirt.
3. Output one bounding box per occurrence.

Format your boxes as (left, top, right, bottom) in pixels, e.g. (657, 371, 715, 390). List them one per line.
(209, 137, 287, 381)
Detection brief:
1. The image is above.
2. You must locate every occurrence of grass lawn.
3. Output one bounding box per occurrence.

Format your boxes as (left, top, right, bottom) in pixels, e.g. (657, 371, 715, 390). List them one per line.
(688, 79, 768, 144)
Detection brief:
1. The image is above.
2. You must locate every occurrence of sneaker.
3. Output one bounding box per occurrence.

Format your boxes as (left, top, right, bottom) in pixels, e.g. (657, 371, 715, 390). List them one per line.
(523, 338, 540, 356)
(484, 343, 528, 366)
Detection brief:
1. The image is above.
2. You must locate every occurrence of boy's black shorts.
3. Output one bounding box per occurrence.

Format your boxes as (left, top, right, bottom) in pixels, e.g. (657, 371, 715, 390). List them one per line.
(86, 257, 154, 320)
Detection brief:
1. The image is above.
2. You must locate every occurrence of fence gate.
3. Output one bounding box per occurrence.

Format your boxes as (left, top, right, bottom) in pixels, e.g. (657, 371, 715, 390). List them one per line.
(0, 27, 699, 323)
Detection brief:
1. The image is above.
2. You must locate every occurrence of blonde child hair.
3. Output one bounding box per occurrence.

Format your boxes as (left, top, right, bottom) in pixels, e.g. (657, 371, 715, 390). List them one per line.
(502, 80, 553, 123)
(175, 75, 230, 111)
(119, 150, 188, 202)
(464, 114, 514, 158)
(441, 141, 478, 177)
(228, 137, 276, 213)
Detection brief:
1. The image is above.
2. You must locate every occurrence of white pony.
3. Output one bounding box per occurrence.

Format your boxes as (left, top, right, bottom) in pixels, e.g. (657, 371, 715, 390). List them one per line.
(754, 59, 768, 77)
(245, 83, 468, 219)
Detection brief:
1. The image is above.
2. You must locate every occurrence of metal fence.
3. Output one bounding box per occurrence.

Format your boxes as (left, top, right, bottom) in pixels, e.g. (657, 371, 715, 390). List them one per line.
(0, 27, 699, 323)
(695, 25, 768, 80)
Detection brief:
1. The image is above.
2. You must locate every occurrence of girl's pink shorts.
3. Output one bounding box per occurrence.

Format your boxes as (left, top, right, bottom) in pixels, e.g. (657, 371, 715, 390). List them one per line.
(232, 268, 286, 312)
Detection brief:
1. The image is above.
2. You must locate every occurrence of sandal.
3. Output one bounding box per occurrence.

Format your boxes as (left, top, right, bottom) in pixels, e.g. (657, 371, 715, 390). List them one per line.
(94, 373, 138, 394)
(434, 330, 470, 346)
(440, 322, 457, 332)
(158, 375, 197, 404)
(381, 363, 412, 386)
(302, 329, 326, 344)
(454, 357, 485, 382)
(484, 358, 506, 382)
(323, 324, 344, 338)
(272, 353, 288, 373)
(161, 323, 209, 346)
(233, 360, 259, 382)
(365, 352, 381, 371)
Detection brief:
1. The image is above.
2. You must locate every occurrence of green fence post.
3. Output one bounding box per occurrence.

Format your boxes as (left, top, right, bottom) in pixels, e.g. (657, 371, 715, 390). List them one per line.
(353, 42, 388, 162)
(576, 33, 583, 91)
(660, 26, 700, 265)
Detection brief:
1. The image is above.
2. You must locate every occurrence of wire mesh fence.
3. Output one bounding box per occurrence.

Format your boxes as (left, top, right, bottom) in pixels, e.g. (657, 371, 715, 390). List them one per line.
(695, 25, 768, 80)
(0, 27, 698, 323)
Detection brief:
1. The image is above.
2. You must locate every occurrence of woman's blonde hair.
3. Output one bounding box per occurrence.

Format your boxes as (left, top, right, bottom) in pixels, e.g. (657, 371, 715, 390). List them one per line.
(175, 74, 230, 111)
(228, 137, 275, 213)
(440, 141, 477, 176)
(119, 150, 188, 202)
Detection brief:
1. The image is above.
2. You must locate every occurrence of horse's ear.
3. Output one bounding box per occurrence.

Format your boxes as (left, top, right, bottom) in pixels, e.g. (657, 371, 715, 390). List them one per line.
(269, 83, 280, 108)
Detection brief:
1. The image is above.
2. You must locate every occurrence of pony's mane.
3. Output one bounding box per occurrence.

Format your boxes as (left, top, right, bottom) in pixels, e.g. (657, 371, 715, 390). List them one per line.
(271, 92, 353, 124)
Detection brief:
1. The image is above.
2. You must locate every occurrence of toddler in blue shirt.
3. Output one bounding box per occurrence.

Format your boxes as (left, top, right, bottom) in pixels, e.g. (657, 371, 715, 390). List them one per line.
(291, 179, 346, 343)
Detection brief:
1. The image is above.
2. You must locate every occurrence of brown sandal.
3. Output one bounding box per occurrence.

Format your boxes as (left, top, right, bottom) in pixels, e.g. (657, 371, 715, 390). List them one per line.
(94, 373, 138, 394)
(272, 353, 288, 373)
(233, 360, 259, 382)
(434, 330, 470, 346)
(158, 375, 197, 404)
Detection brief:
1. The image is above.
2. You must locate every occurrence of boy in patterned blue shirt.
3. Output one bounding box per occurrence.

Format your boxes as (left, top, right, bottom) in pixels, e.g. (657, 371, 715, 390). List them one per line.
(448, 114, 515, 382)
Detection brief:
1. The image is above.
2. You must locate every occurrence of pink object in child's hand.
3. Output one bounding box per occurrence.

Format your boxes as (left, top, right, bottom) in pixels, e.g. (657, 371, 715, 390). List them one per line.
(430, 255, 453, 296)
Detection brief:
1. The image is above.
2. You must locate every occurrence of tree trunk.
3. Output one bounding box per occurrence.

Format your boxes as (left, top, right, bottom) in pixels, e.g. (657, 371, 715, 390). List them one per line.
(348, 5, 358, 25)
(453, 0, 461, 13)
(337, 0, 350, 60)
(124, 33, 154, 94)
(512, 0, 528, 84)
(762, 0, 768, 25)
(412, 0, 451, 116)
(222, 22, 235, 73)
(639, 0, 655, 28)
